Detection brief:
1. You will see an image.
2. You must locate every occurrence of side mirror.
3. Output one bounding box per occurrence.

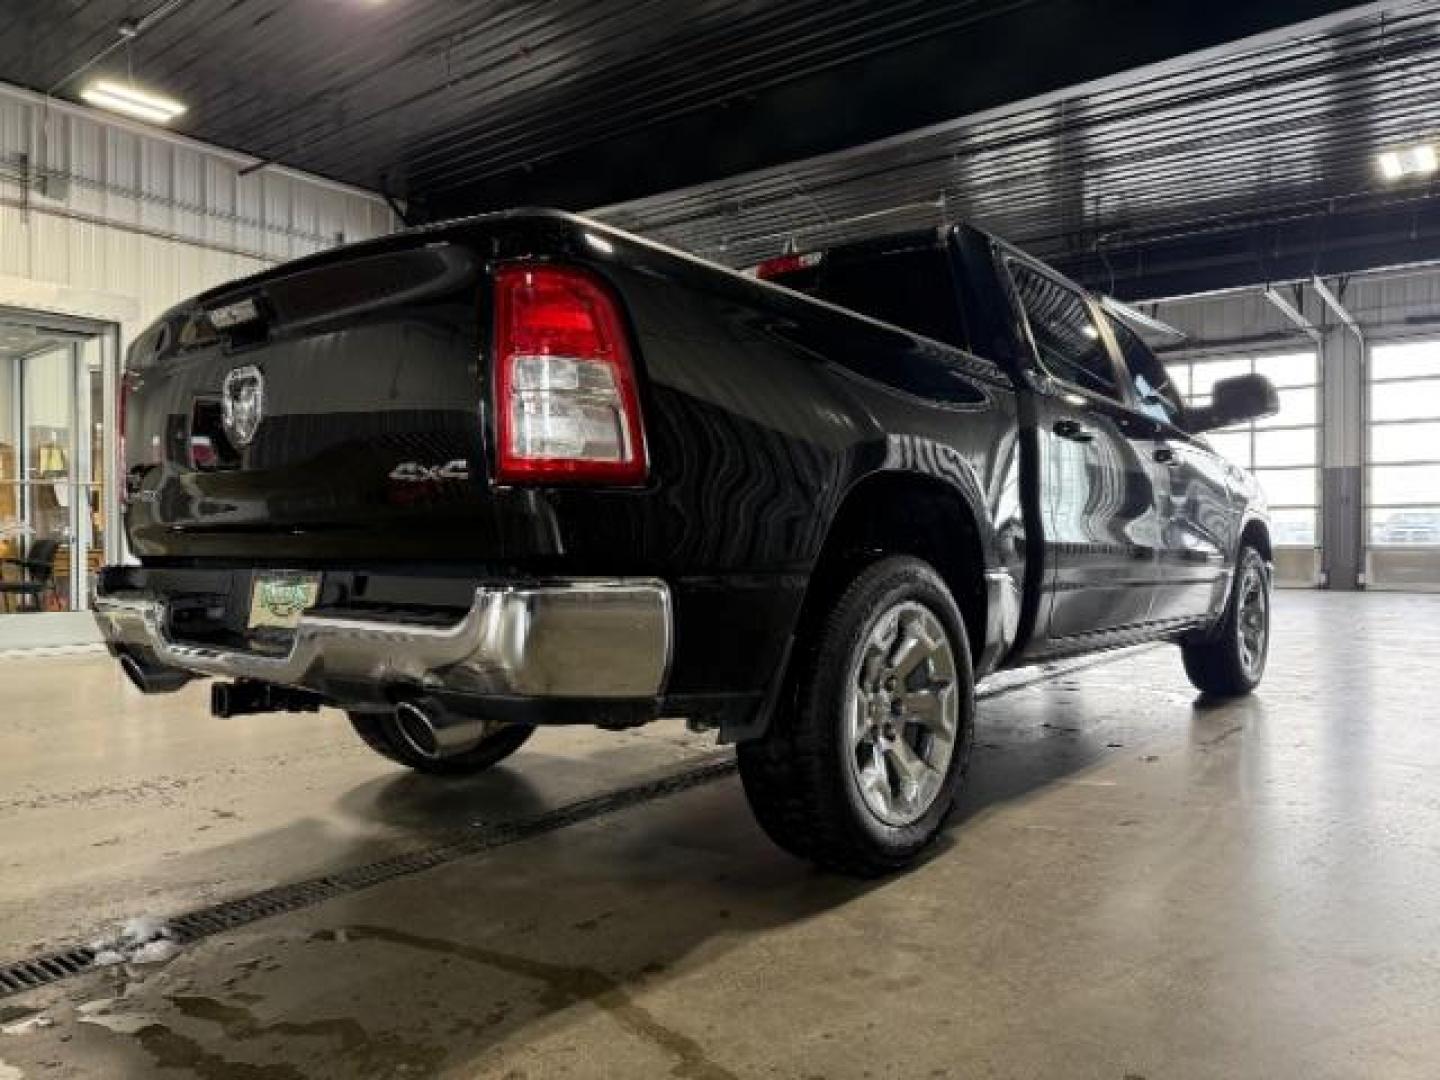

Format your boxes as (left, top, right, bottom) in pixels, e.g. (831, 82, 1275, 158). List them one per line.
(1189, 373, 1280, 433)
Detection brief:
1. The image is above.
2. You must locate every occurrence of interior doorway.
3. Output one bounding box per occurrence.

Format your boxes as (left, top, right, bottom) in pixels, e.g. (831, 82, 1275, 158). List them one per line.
(0, 308, 120, 649)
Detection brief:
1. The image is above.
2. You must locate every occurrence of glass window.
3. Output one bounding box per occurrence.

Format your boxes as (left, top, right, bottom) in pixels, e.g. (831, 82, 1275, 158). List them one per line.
(1271, 508, 1317, 547)
(1371, 421, 1440, 464)
(1205, 431, 1251, 466)
(1370, 507, 1440, 546)
(3, 343, 76, 613)
(1368, 342, 1440, 548)
(1254, 468, 1318, 507)
(1370, 464, 1440, 506)
(1253, 427, 1318, 468)
(1371, 378, 1440, 423)
(1190, 358, 1251, 401)
(1371, 341, 1440, 381)
(1008, 262, 1120, 400)
(779, 246, 968, 350)
(1169, 350, 1320, 545)
(1253, 352, 1319, 388)
(1106, 315, 1183, 426)
(1255, 387, 1317, 429)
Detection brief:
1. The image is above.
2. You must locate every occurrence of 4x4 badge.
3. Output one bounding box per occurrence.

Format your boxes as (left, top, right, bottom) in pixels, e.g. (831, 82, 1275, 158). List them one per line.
(222, 364, 264, 448)
(389, 460, 471, 482)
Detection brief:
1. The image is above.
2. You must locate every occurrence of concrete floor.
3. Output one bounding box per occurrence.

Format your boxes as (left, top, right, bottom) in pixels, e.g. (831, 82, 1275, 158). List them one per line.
(0, 591, 1438, 1078)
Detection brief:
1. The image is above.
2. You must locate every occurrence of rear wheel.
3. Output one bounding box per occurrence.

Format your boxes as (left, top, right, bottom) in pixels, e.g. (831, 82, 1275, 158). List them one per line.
(348, 711, 535, 776)
(737, 556, 975, 877)
(1181, 544, 1271, 697)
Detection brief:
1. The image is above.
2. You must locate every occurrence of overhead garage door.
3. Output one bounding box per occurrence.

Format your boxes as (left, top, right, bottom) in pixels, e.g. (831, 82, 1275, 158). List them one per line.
(1170, 350, 1321, 586)
(1366, 340, 1440, 590)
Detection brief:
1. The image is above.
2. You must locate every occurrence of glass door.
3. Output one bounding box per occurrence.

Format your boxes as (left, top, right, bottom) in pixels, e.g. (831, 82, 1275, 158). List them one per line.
(0, 313, 117, 646)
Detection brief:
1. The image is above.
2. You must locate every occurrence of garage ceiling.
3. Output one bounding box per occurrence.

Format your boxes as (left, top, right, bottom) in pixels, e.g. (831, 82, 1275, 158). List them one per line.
(0, 0, 1086, 206)
(2, 0, 1435, 296)
(592, 0, 1440, 296)
(0, 2, 1386, 203)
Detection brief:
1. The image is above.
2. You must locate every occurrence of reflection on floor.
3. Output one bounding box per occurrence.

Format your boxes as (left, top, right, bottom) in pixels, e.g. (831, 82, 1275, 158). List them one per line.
(1, 591, 1439, 1078)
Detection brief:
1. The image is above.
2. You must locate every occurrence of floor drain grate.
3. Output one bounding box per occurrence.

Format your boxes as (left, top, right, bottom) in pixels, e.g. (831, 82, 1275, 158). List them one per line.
(0, 949, 96, 996)
(0, 755, 739, 1001)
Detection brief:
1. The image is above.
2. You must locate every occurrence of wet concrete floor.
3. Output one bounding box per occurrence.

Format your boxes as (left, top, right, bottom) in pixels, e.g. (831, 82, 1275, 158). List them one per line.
(1, 591, 1437, 1078)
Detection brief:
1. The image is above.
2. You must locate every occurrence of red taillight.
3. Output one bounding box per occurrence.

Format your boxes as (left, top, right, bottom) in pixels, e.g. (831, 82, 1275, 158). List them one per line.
(750, 251, 823, 280)
(492, 264, 646, 485)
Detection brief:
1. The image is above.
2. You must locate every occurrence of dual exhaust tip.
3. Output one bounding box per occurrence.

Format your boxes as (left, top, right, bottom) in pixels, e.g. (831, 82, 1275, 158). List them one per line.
(392, 698, 493, 760)
(117, 653, 489, 761)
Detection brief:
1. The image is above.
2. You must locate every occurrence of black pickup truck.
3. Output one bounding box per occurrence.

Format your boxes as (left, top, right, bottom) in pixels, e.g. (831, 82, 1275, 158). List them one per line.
(95, 210, 1278, 875)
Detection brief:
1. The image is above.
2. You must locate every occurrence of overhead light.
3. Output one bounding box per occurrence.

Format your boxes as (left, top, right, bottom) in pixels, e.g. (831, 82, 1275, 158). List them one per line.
(80, 80, 186, 124)
(1378, 144, 1438, 181)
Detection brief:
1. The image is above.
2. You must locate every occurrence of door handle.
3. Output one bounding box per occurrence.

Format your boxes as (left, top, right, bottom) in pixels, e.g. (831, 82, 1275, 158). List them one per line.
(1154, 445, 1180, 466)
(1052, 419, 1094, 443)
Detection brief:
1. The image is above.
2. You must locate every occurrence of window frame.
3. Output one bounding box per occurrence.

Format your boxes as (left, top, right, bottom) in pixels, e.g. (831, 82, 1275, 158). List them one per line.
(1364, 334, 1440, 549)
(1000, 252, 1130, 410)
(1100, 311, 1191, 434)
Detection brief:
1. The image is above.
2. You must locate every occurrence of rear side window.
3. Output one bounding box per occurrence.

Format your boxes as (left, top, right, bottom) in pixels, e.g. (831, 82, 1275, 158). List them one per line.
(1007, 260, 1120, 400)
(779, 248, 968, 350)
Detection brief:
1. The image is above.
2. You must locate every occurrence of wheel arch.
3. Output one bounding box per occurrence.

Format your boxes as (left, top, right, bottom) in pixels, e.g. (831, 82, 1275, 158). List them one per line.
(726, 446, 1016, 745)
(798, 469, 995, 673)
(1239, 515, 1273, 564)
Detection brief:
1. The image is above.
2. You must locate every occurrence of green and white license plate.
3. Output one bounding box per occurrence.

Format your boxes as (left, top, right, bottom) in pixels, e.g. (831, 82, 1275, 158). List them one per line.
(247, 572, 321, 630)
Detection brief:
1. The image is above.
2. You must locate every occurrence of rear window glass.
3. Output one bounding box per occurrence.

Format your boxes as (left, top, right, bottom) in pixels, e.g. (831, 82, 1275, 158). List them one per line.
(771, 247, 968, 350)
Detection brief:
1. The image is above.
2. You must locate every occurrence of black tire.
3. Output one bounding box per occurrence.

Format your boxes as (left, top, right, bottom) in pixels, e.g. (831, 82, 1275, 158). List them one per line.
(1181, 544, 1271, 697)
(737, 555, 976, 877)
(347, 711, 535, 776)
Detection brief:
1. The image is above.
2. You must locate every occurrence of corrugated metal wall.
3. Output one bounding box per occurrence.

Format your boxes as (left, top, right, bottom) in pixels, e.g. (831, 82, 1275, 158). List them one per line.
(0, 83, 397, 330)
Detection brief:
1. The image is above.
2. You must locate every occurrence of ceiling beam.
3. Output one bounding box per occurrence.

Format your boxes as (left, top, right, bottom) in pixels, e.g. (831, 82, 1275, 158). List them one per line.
(1313, 275, 1364, 345)
(1263, 286, 1323, 342)
(1098, 296, 1187, 342)
(1056, 194, 1440, 302)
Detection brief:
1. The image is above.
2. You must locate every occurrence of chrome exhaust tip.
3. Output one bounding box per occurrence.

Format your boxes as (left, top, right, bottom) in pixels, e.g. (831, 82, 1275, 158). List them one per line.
(118, 650, 194, 694)
(392, 698, 490, 760)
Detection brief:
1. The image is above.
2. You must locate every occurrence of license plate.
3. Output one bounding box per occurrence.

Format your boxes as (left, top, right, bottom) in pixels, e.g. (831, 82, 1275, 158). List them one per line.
(247, 572, 321, 630)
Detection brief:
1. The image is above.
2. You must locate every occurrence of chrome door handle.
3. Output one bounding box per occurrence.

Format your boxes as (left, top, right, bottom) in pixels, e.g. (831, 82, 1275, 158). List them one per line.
(1053, 419, 1093, 443)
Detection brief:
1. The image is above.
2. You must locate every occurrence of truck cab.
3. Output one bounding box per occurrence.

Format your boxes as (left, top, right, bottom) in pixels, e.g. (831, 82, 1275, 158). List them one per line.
(761, 222, 1275, 664)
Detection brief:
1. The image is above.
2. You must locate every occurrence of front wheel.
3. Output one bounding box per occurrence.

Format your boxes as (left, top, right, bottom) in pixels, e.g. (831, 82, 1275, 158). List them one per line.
(1181, 544, 1271, 697)
(737, 556, 975, 877)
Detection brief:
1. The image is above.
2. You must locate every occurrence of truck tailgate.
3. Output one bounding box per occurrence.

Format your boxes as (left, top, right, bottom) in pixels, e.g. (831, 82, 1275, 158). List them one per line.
(123, 242, 493, 561)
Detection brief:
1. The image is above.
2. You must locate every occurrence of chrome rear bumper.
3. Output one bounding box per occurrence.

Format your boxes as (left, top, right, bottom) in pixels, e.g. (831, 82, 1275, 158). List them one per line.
(93, 577, 672, 700)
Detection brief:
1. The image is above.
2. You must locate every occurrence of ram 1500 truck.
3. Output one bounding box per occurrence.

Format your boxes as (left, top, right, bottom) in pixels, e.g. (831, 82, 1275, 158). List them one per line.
(95, 210, 1279, 876)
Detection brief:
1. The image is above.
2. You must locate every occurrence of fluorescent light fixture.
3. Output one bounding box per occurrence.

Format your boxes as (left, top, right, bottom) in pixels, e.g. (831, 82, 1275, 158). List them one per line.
(80, 80, 186, 124)
(1378, 144, 1438, 181)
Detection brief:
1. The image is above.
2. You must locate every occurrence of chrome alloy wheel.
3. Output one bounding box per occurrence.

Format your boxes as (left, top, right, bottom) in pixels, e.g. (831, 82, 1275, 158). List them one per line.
(1236, 558, 1269, 680)
(846, 600, 959, 827)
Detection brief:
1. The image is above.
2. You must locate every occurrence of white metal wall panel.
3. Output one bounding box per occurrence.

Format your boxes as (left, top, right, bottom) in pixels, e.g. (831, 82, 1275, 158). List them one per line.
(0, 206, 26, 277)
(262, 173, 293, 262)
(0, 82, 398, 332)
(1344, 270, 1440, 328)
(1154, 289, 1306, 347)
